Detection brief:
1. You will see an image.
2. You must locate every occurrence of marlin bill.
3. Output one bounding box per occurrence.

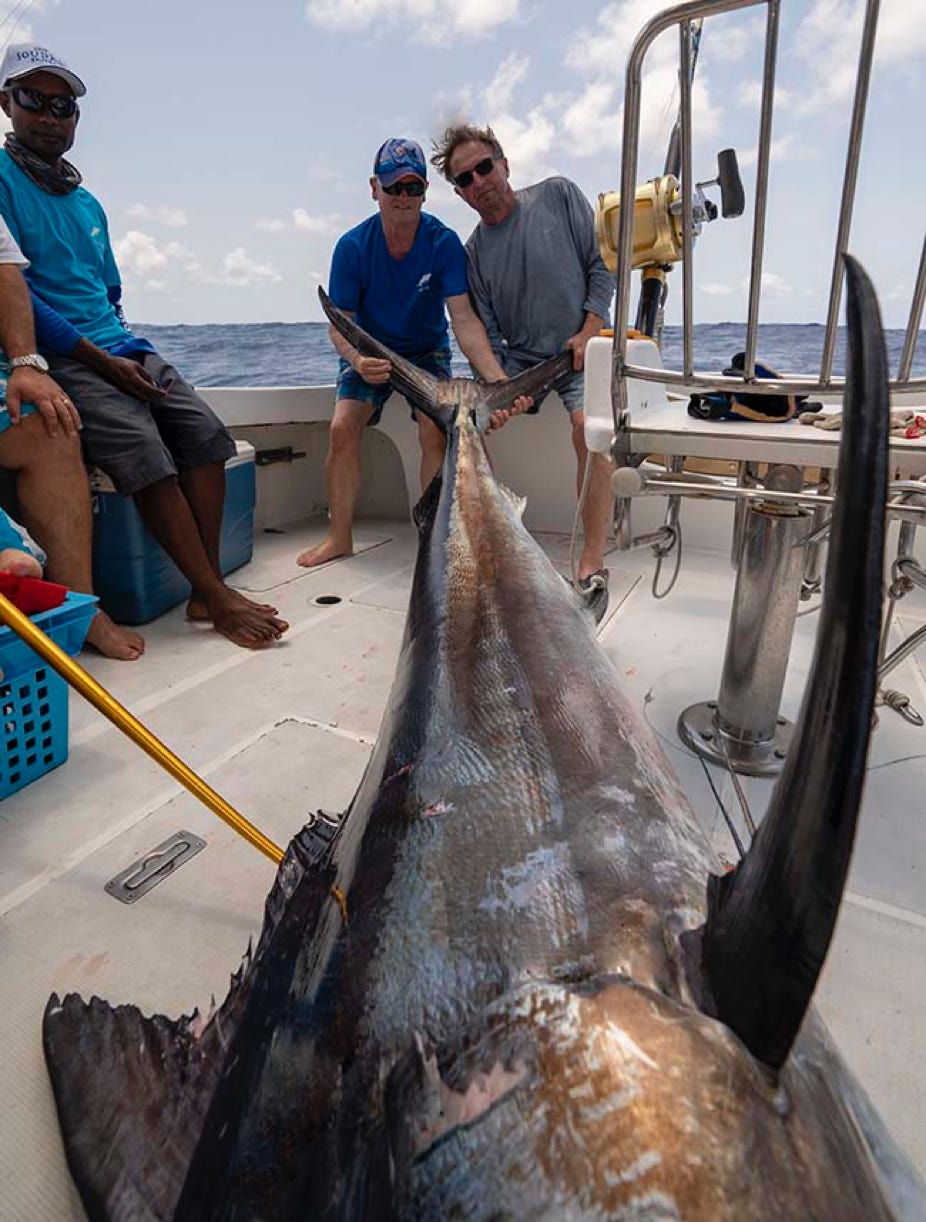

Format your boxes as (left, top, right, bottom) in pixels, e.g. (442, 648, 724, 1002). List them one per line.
(42, 264, 925, 1219)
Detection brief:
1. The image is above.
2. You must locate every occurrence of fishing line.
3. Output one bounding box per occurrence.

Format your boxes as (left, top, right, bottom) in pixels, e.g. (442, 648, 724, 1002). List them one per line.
(568, 447, 593, 589)
(699, 757, 746, 858)
(867, 752, 926, 772)
(0, 0, 35, 42)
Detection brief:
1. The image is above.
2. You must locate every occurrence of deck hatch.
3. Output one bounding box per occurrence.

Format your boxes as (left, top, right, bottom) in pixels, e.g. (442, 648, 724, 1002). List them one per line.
(105, 830, 207, 904)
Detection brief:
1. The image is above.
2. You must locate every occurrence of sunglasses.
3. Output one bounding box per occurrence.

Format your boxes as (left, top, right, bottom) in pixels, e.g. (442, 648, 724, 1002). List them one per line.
(381, 179, 426, 197)
(453, 157, 498, 189)
(9, 86, 78, 119)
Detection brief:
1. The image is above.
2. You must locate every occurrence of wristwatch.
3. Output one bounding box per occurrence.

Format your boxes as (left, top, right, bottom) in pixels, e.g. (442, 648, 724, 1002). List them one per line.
(10, 353, 50, 373)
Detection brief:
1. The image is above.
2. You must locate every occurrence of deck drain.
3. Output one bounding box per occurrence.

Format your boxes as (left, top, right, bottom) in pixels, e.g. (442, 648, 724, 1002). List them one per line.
(314, 594, 342, 606)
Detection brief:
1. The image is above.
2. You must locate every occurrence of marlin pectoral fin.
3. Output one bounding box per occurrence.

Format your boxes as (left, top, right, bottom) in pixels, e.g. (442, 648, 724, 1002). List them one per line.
(698, 255, 890, 1069)
(318, 287, 453, 433)
(480, 351, 575, 417)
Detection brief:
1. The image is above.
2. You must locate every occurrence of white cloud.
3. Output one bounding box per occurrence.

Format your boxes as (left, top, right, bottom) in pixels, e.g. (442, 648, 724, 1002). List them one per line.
(562, 81, 622, 158)
(795, 0, 926, 112)
(737, 135, 805, 167)
(484, 52, 528, 115)
(703, 14, 765, 63)
(126, 203, 188, 227)
(113, 234, 277, 288)
(304, 0, 520, 41)
(736, 80, 792, 109)
(492, 107, 557, 184)
(566, 0, 677, 80)
(565, 5, 720, 164)
(254, 208, 339, 235)
(702, 283, 733, 295)
(752, 271, 792, 296)
(217, 248, 281, 287)
(113, 231, 168, 276)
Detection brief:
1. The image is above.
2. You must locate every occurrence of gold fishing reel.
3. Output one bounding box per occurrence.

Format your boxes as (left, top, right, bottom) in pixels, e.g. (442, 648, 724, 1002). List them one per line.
(595, 148, 744, 273)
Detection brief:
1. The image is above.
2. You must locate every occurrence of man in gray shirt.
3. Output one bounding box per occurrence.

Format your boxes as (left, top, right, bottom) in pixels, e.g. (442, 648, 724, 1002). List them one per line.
(432, 124, 614, 602)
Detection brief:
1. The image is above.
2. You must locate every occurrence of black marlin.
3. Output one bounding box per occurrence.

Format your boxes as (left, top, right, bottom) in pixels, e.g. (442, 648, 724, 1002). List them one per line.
(43, 260, 925, 1219)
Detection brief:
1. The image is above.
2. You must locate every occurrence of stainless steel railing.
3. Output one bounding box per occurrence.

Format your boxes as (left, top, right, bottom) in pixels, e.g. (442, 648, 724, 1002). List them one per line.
(610, 0, 925, 427)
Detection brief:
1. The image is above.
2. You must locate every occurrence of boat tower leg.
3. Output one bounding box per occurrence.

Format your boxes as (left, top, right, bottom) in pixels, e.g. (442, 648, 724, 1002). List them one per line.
(678, 491, 810, 776)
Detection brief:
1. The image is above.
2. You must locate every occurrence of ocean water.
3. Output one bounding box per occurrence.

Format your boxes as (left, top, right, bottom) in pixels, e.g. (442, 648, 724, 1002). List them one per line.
(137, 320, 926, 389)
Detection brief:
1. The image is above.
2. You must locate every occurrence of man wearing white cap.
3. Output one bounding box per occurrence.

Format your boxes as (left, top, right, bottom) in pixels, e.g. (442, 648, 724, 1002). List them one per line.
(0, 45, 289, 650)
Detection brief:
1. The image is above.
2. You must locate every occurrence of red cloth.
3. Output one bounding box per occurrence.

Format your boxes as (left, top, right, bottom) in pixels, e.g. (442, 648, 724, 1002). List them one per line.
(0, 572, 68, 615)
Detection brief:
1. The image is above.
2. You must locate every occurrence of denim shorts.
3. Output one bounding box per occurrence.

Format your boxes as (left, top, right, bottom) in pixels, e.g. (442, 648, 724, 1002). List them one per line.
(336, 348, 452, 426)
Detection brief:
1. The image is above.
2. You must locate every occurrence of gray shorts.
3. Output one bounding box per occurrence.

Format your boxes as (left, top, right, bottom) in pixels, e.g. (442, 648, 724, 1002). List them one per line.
(47, 351, 236, 495)
(502, 353, 584, 416)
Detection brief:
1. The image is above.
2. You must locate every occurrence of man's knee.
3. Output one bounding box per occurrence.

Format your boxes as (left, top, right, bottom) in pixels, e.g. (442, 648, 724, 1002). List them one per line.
(0, 413, 84, 473)
(570, 411, 589, 454)
(329, 404, 371, 455)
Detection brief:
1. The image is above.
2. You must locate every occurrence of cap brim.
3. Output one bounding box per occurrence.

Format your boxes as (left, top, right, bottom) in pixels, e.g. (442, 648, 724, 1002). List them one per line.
(377, 169, 427, 189)
(5, 65, 86, 97)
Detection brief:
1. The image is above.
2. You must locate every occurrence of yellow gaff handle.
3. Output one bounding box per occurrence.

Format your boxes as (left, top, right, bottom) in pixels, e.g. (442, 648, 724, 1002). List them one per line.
(0, 593, 284, 865)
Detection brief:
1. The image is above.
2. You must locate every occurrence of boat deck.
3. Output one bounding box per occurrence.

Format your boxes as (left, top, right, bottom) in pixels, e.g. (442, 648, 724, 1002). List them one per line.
(0, 514, 923, 1218)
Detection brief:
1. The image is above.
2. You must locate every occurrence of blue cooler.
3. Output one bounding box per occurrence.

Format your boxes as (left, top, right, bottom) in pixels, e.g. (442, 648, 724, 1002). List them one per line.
(91, 440, 256, 625)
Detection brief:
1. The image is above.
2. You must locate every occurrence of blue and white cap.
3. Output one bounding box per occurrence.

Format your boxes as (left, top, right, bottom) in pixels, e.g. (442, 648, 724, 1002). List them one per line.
(373, 138, 427, 187)
(0, 44, 86, 97)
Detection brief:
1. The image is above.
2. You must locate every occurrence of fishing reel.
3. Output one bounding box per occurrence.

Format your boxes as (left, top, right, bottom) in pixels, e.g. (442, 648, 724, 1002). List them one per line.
(595, 148, 744, 273)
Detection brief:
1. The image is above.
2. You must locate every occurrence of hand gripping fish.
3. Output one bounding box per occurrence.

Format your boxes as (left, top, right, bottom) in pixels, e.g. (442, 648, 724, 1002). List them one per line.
(43, 262, 926, 1220)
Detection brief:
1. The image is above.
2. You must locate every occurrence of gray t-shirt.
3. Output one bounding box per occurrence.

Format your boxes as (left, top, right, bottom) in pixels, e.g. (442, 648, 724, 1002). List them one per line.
(465, 176, 614, 370)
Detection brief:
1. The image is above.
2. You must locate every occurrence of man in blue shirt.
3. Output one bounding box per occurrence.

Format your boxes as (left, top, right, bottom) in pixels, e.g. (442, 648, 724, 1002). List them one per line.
(0, 44, 287, 649)
(297, 138, 527, 569)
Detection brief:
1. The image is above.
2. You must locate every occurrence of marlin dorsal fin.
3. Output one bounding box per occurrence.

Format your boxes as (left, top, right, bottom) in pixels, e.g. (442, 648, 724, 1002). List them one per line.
(698, 256, 890, 1069)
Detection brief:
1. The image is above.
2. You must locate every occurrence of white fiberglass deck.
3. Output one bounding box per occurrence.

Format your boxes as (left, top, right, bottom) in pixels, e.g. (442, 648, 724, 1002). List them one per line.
(0, 513, 923, 1219)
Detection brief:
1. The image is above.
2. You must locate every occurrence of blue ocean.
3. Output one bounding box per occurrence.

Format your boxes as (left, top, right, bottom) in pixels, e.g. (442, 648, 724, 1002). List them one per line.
(137, 320, 925, 388)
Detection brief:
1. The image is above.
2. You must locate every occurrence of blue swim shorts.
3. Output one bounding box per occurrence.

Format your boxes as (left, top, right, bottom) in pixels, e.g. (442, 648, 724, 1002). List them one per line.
(336, 348, 452, 426)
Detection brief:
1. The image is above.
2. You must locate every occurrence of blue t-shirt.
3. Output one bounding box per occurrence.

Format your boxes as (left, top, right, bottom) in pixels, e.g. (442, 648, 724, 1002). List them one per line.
(328, 212, 468, 358)
(0, 150, 150, 355)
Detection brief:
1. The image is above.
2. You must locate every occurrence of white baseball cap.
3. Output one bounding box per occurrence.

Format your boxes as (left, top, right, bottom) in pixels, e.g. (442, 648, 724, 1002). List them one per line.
(0, 44, 86, 98)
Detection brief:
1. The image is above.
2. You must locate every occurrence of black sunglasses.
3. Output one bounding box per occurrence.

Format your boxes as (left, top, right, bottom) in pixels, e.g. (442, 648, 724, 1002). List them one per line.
(381, 179, 426, 197)
(9, 85, 78, 119)
(453, 157, 498, 189)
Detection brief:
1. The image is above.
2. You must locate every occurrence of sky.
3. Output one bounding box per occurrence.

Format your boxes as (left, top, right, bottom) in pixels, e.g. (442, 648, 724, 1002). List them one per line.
(1, 0, 924, 328)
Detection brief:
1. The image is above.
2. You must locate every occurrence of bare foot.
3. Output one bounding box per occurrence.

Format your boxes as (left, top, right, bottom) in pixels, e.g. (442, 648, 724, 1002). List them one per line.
(206, 589, 289, 650)
(187, 590, 277, 623)
(84, 610, 146, 661)
(0, 549, 43, 579)
(296, 537, 353, 569)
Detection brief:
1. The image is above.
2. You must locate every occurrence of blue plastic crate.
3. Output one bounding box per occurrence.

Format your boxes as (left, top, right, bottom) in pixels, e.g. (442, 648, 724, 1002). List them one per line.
(0, 591, 97, 799)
